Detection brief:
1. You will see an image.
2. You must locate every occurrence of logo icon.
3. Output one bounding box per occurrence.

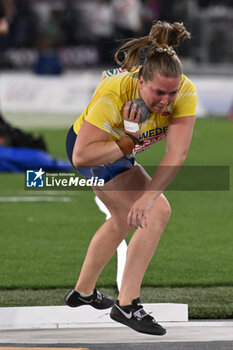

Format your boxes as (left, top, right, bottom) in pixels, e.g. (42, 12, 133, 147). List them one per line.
(26, 168, 45, 188)
(115, 305, 132, 319)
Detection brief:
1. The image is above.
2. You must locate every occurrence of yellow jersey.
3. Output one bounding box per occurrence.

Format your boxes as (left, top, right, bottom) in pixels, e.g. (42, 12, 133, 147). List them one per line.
(73, 69, 197, 155)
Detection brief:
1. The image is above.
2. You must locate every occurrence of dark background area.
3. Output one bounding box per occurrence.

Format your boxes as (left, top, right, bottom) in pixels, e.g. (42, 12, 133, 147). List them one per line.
(0, 0, 232, 70)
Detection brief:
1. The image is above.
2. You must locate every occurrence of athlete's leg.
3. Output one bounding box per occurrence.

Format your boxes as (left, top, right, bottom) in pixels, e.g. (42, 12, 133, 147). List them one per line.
(74, 165, 150, 294)
(74, 164, 171, 302)
(75, 214, 131, 294)
(118, 193, 171, 305)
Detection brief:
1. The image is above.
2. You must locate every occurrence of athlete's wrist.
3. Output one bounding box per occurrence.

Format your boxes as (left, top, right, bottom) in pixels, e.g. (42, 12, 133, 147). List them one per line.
(116, 133, 143, 156)
(124, 120, 139, 133)
(142, 190, 160, 202)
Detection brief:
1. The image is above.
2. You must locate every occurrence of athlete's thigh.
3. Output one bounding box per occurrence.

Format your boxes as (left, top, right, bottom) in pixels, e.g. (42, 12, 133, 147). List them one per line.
(93, 164, 151, 215)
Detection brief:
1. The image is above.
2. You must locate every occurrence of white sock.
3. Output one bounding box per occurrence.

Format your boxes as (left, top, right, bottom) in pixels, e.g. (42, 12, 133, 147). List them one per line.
(78, 290, 94, 298)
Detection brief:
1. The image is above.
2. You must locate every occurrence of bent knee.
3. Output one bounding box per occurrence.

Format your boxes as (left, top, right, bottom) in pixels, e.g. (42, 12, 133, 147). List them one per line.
(163, 197, 172, 220)
(109, 213, 132, 238)
(154, 194, 171, 224)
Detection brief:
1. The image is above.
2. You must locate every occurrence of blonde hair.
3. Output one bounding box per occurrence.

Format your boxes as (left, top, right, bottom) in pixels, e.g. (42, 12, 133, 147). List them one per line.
(115, 21, 191, 81)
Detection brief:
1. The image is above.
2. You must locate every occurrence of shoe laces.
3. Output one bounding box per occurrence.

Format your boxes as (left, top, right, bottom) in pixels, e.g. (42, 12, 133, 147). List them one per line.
(133, 306, 156, 323)
(143, 313, 157, 324)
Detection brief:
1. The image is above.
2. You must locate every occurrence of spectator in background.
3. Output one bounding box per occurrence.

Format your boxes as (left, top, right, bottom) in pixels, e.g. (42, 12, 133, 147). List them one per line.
(159, 0, 177, 23)
(44, 8, 65, 48)
(61, 0, 78, 46)
(0, 0, 39, 49)
(75, 0, 114, 65)
(141, 0, 161, 36)
(0, 0, 11, 51)
(112, 0, 143, 39)
(34, 36, 63, 75)
(9, 0, 38, 48)
(90, 0, 114, 64)
(0, 0, 9, 35)
(75, 0, 96, 43)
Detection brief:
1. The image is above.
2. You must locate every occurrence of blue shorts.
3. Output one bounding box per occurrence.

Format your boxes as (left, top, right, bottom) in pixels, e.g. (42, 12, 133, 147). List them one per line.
(66, 126, 135, 183)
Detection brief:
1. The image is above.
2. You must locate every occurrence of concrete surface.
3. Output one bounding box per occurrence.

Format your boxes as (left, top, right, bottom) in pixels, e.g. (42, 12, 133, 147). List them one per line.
(0, 320, 232, 349)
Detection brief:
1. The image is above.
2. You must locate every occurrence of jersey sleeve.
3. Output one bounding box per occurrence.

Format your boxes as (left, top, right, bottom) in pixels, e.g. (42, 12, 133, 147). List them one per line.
(172, 76, 197, 118)
(85, 94, 123, 134)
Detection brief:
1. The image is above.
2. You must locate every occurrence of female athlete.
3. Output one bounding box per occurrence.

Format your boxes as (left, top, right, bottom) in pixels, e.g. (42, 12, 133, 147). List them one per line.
(65, 21, 197, 336)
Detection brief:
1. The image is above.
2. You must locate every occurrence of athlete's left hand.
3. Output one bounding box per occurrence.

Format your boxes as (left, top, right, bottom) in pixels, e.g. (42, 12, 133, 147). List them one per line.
(127, 193, 155, 228)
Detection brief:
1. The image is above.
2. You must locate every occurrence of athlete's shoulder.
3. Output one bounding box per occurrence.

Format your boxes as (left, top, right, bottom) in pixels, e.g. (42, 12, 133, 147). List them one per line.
(101, 67, 128, 79)
(101, 67, 139, 84)
(97, 67, 138, 99)
(179, 74, 196, 93)
(172, 74, 197, 118)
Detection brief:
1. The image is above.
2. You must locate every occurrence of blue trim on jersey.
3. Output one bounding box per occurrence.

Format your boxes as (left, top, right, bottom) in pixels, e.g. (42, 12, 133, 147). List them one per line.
(66, 126, 135, 183)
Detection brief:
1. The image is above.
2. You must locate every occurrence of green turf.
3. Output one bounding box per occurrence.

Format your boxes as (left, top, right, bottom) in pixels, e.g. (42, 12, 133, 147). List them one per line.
(0, 177, 232, 288)
(0, 118, 233, 317)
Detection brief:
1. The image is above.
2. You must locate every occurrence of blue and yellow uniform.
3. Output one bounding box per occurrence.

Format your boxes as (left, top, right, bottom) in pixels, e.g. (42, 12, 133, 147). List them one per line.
(66, 68, 197, 182)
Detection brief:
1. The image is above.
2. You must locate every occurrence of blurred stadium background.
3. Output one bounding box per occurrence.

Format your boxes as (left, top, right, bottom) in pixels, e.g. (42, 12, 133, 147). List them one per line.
(0, 0, 233, 317)
(0, 0, 232, 127)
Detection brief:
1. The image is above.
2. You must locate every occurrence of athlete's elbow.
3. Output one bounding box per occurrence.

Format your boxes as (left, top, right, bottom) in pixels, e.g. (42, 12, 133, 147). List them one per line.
(176, 150, 189, 165)
(72, 150, 89, 168)
(167, 149, 188, 166)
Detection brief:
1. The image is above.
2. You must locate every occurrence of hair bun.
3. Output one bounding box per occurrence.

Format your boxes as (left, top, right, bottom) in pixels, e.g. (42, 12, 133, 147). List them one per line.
(114, 20, 190, 74)
(149, 21, 190, 47)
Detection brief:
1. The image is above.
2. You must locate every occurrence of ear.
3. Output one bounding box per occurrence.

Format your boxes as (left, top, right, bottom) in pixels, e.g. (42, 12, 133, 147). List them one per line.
(138, 75, 144, 89)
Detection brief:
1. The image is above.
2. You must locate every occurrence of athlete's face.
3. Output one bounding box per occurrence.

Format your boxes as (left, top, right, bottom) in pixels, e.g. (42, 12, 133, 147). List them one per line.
(138, 72, 181, 114)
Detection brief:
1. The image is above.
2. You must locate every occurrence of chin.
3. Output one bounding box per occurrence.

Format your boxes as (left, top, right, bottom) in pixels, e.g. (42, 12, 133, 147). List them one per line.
(153, 107, 164, 114)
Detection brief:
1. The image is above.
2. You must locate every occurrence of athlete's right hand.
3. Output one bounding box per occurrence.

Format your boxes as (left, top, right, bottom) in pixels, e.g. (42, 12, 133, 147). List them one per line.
(127, 192, 155, 228)
(123, 101, 141, 139)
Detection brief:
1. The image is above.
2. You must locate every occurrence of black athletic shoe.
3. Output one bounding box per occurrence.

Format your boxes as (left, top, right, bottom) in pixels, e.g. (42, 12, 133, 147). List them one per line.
(65, 288, 115, 310)
(110, 298, 166, 336)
